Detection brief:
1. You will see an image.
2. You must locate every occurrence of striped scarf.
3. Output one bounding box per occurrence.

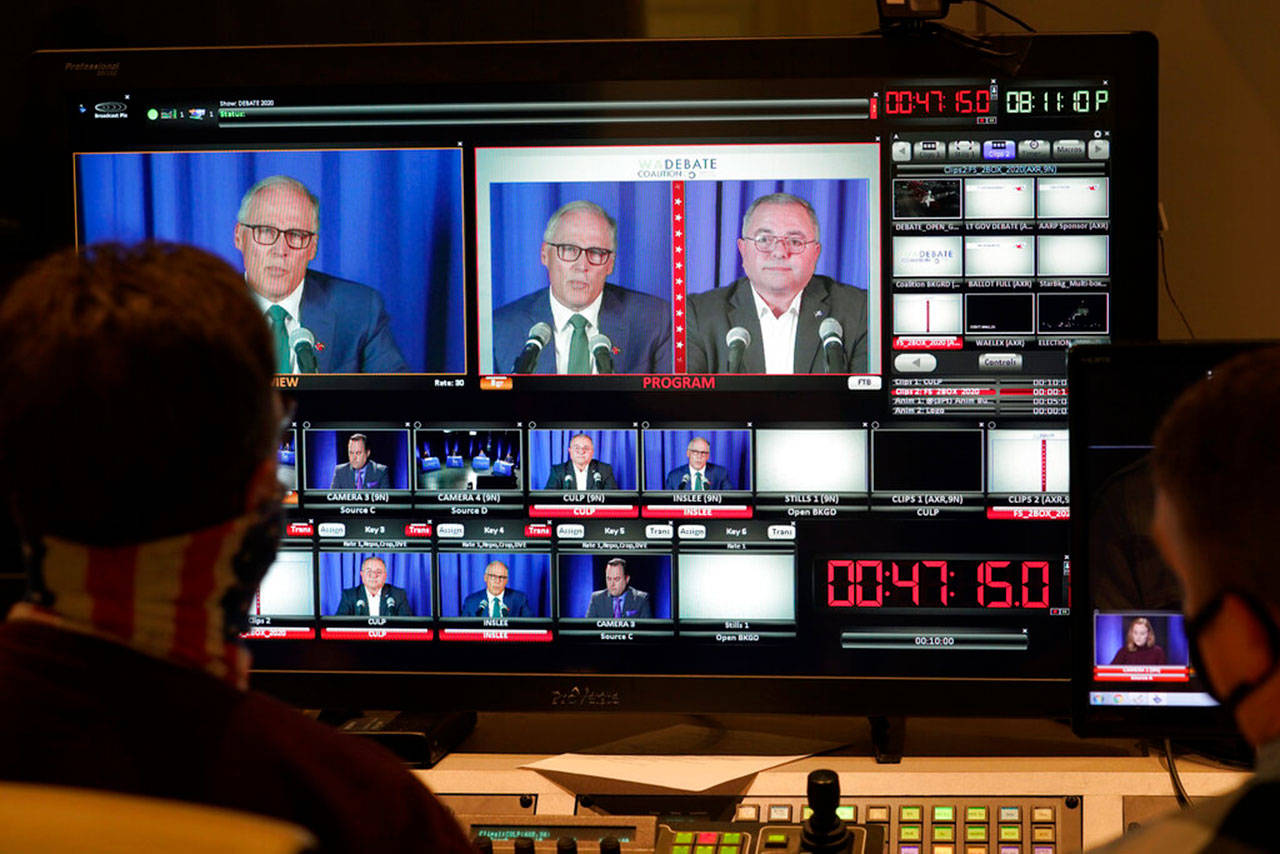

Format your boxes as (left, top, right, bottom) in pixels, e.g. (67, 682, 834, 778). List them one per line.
(8, 516, 258, 688)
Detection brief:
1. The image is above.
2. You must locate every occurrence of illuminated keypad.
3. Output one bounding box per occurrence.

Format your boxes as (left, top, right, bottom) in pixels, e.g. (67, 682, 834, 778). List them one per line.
(966, 807, 988, 822)
(697, 832, 719, 845)
(934, 806, 956, 822)
(836, 806, 857, 822)
(674, 833, 695, 845)
(999, 807, 1021, 822)
(900, 806, 923, 822)
(899, 847, 920, 854)
(763, 833, 788, 848)
(1031, 807, 1055, 823)
(934, 825, 956, 842)
(999, 825, 1022, 842)
(1032, 826, 1055, 843)
(966, 847, 989, 854)
(695, 846, 715, 854)
(672, 847, 690, 854)
(900, 824, 923, 842)
(966, 825, 989, 842)
(934, 846, 955, 854)
(721, 834, 742, 846)
(867, 806, 891, 823)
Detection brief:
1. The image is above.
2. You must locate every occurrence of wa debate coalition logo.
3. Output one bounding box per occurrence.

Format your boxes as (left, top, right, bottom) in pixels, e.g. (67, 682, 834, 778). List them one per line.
(636, 156, 720, 180)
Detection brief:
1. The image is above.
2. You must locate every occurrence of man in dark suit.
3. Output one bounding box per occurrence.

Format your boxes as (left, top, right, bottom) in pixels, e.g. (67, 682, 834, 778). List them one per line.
(234, 175, 410, 375)
(685, 192, 868, 374)
(491, 200, 671, 375)
(545, 433, 618, 490)
(584, 558, 653, 619)
(663, 435, 732, 491)
(335, 556, 413, 616)
(330, 433, 392, 489)
(460, 560, 534, 617)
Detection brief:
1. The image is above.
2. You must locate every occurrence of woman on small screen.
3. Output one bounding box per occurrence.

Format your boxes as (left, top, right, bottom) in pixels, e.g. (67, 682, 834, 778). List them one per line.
(1109, 616, 1166, 665)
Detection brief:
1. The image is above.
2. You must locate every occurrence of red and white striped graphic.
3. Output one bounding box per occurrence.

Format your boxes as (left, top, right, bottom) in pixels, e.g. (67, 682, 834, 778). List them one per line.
(672, 180, 687, 373)
(23, 516, 255, 684)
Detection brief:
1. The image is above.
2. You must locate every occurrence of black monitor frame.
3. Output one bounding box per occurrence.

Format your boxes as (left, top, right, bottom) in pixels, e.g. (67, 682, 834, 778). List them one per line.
(31, 32, 1157, 716)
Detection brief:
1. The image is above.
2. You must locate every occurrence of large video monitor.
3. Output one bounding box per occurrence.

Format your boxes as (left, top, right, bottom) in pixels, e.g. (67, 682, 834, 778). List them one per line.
(1069, 342, 1267, 737)
(31, 32, 1157, 714)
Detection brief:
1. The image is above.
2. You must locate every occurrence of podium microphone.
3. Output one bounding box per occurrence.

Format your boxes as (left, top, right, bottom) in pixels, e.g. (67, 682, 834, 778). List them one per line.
(564, 473, 574, 489)
(679, 473, 690, 491)
(589, 333, 615, 374)
(475, 602, 488, 617)
(593, 470, 602, 488)
(819, 317, 845, 374)
(512, 322, 553, 374)
(726, 326, 751, 374)
(289, 326, 319, 374)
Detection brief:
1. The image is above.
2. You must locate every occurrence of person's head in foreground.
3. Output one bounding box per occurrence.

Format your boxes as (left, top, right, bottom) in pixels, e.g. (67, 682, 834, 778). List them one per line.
(0, 242, 282, 683)
(1151, 347, 1280, 747)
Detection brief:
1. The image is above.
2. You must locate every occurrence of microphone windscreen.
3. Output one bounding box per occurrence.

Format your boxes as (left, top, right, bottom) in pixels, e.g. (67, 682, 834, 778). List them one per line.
(726, 326, 751, 348)
(819, 316, 844, 341)
(527, 322, 553, 347)
(288, 326, 316, 349)
(588, 333, 613, 354)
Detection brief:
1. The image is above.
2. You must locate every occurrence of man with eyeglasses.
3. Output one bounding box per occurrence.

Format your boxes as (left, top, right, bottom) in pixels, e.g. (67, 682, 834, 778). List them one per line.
(461, 560, 534, 618)
(335, 556, 413, 617)
(234, 175, 409, 374)
(0, 243, 471, 852)
(491, 200, 672, 375)
(685, 192, 868, 374)
(663, 436, 731, 491)
(545, 433, 618, 491)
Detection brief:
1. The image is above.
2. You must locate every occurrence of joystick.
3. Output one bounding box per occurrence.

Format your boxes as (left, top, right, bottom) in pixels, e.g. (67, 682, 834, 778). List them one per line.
(513, 837, 535, 853)
(473, 836, 493, 853)
(557, 837, 578, 853)
(599, 836, 621, 854)
(800, 769, 853, 854)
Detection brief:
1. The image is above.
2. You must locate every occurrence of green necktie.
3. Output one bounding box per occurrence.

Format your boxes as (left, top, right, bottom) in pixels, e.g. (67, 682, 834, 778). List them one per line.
(566, 314, 590, 374)
(694, 471, 703, 491)
(490, 596, 500, 618)
(266, 305, 290, 374)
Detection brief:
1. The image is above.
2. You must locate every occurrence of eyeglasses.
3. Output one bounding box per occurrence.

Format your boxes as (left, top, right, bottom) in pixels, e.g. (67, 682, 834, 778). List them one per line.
(547, 242, 613, 265)
(688, 448, 710, 456)
(241, 223, 316, 250)
(485, 573, 508, 581)
(745, 234, 817, 254)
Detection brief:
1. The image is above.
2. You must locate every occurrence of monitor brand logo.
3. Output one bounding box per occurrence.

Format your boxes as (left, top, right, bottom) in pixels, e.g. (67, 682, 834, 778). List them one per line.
(65, 62, 120, 76)
(550, 685, 621, 708)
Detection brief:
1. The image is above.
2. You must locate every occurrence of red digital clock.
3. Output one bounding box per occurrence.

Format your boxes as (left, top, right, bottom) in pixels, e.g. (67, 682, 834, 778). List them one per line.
(883, 86, 994, 117)
(826, 557, 1065, 610)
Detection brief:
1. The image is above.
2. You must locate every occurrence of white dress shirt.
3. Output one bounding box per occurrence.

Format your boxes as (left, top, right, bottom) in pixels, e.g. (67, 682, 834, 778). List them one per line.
(365, 588, 382, 617)
(749, 286, 803, 374)
(251, 280, 307, 373)
(574, 465, 591, 490)
(549, 290, 604, 375)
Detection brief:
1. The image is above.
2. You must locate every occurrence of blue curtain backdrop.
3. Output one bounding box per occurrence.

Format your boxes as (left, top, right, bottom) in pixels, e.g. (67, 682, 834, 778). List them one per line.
(683, 179, 871, 294)
(641, 429, 752, 491)
(417, 430, 522, 466)
(488, 181, 673, 313)
(437, 552, 552, 617)
(1094, 613, 1188, 665)
(529, 429, 637, 491)
(75, 149, 466, 373)
(317, 551, 431, 617)
(558, 553, 672, 619)
(305, 429, 410, 490)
